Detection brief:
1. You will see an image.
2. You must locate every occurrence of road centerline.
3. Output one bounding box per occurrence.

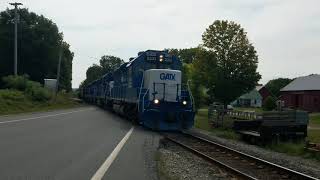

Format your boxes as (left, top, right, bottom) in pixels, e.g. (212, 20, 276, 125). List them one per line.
(91, 126, 134, 180)
(0, 108, 94, 125)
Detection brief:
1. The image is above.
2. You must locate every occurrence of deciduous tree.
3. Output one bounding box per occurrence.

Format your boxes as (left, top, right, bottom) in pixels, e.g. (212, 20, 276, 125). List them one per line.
(202, 20, 261, 106)
(80, 55, 124, 88)
(265, 78, 292, 97)
(0, 8, 73, 91)
(100, 55, 124, 74)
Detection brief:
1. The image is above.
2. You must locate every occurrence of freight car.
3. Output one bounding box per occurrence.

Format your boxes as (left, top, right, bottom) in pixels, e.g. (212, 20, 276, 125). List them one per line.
(80, 50, 195, 131)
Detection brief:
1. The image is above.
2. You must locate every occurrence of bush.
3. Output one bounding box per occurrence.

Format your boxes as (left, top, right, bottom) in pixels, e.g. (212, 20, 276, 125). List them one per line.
(0, 89, 25, 101)
(2, 75, 29, 91)
(263, 96, 277, 111)
(1, 75, 52, 101)
(26, 81, 52, 101)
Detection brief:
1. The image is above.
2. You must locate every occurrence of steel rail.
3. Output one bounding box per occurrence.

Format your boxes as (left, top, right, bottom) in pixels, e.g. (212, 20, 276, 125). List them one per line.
(163, 132, 319, 180)
(164, 135, 257, 180)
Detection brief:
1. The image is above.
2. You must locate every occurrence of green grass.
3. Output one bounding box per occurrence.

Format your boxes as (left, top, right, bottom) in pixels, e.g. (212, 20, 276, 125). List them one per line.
(0, 89, 82, 115)
(267, 142, 320, 161)
(267, 142, 306, 156)
(308, 129, 320, 143)
(194, 108, 239, 140)
(194, 108, 211, 131)
(309, 113, 320, 128)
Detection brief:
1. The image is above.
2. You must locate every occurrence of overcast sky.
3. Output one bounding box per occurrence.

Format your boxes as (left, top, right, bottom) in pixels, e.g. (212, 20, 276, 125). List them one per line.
(1, 0, 319, 88)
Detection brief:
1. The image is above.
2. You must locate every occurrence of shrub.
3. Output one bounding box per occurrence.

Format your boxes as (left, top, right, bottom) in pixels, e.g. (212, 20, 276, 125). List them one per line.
(2, 75, 29, 91)
(26, 81, 52, 101)
(1, 75, 53, 101)
(0, 89, 25, 101)
(263, 96, 277, 111)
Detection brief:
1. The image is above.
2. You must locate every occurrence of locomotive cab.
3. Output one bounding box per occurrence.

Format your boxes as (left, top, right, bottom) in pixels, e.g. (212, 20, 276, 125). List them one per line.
(144, 69, 181, 103)
(139, 68, 195, 130)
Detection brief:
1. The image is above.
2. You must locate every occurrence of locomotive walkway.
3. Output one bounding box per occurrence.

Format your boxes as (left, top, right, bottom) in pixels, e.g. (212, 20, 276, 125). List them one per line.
(0, 106, 160, 180)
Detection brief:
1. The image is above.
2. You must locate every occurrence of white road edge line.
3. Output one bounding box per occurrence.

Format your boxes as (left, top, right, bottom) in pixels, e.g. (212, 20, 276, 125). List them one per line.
(0, 108, 93, 124)
(91, 127, 134, 180)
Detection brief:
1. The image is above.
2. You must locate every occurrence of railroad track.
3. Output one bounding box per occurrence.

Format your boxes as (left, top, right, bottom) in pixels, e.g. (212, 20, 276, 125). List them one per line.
(163, 132, 318, 180)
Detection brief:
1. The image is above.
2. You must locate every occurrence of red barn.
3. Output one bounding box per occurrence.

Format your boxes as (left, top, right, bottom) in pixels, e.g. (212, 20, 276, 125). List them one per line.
(256, 85, 272, 104)
(280, 74, 320, 112)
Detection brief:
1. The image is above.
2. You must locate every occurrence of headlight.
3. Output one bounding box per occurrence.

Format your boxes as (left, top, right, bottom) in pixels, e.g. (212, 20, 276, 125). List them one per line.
(159, 55, 164, 62)
(182, 100, 187, 105)
(154, 99, 160, 104)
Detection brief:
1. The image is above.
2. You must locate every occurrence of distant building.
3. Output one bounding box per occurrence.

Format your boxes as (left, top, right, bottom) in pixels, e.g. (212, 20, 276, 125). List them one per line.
(280, 74, 320, 112)
(231, 88, 263, 107)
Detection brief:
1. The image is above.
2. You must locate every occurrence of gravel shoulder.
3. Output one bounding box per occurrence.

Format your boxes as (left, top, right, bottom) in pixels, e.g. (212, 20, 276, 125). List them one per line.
(187, 128, 320, 179)
(157, 139, 234, 180)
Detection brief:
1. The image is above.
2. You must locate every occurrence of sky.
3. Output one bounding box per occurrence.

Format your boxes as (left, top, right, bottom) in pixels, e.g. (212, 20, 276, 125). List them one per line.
(1, 0, 319, 88)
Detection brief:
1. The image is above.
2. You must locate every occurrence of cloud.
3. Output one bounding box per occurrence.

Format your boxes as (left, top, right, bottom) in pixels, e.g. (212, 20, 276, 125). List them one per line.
(2, 0, 319, 87)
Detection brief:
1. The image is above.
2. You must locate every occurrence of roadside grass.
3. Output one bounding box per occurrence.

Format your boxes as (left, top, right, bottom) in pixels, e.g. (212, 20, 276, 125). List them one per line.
(266, 142, 320, 161)
(194, 108, 211, 131)
(194, 108, 240, 140)
(194, 108, 320, 161)
(0, 89, 82, 115)
(309, 113, 320, 128)
(308, 129, 320, 143)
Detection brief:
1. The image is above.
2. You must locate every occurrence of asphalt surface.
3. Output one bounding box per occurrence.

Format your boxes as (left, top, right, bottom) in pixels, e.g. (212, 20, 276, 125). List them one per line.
(0, 106, 160, 180)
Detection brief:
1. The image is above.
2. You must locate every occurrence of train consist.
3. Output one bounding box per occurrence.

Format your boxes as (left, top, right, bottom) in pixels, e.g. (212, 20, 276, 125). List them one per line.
(80, 50, 195, 131)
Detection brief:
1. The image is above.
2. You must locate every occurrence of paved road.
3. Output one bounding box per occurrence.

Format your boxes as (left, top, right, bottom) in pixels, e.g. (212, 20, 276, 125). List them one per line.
(0, 106, 160, 180)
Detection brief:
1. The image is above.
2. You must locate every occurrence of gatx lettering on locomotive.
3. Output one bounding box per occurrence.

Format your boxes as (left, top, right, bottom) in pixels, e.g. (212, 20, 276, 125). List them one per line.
(160, 73, 175, 81)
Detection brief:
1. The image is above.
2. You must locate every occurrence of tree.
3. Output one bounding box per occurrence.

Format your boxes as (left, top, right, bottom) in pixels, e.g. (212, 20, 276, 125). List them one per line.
(80, 64, 103, 87)
(265, 78, 292, 97)
(168, 47, 200, 83)
(192, 47, 217, 102)
(168, 48, 200, 64)
(202, 20, 261, 106)
(80, 55, 124, 88)
(188, 63, 209, 109)
(0, 8, 73, 91)
(100, 55, 124, 74)
(263, 96, 277, 111)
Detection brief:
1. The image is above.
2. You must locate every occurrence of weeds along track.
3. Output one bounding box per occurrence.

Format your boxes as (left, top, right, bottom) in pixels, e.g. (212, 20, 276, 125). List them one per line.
(163, 132, 318, 180)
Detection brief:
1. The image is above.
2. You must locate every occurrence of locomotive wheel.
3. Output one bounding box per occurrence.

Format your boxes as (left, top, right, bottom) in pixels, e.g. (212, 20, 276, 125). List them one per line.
(124, 104, 138, 123)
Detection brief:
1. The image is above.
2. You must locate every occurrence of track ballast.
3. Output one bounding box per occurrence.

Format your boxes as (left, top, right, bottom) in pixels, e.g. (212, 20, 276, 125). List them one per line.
(163, 132, 318, 180)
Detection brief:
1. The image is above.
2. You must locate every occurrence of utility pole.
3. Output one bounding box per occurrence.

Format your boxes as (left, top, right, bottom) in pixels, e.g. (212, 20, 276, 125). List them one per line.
(9, 2, 23, 76)
(56, 45, 63, 95)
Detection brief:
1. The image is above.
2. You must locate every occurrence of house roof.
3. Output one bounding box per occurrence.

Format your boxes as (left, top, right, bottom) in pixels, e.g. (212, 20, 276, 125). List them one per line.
(256, 85, 264, 91)
(238, 89, 262, 100)
(281, 74, 320, 91)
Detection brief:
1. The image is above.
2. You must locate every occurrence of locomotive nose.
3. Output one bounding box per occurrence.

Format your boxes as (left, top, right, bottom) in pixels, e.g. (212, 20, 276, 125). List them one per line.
(166, 112, 176, 122)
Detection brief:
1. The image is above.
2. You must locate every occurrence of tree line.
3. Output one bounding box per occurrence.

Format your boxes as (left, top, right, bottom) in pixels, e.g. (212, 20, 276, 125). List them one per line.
(0, 8, 73, 91)
(80, 55, 124, 88)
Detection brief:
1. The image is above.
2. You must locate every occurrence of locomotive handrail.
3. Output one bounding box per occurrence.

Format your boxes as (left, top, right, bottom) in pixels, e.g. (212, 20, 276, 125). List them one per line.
(187, 80, 195, 111)
(142, 89, 149, 112)
(137, 73, 144, 112)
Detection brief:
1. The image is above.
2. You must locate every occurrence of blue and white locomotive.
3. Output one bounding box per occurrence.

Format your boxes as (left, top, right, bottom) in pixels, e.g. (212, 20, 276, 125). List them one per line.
(80, 50, 195, 131)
